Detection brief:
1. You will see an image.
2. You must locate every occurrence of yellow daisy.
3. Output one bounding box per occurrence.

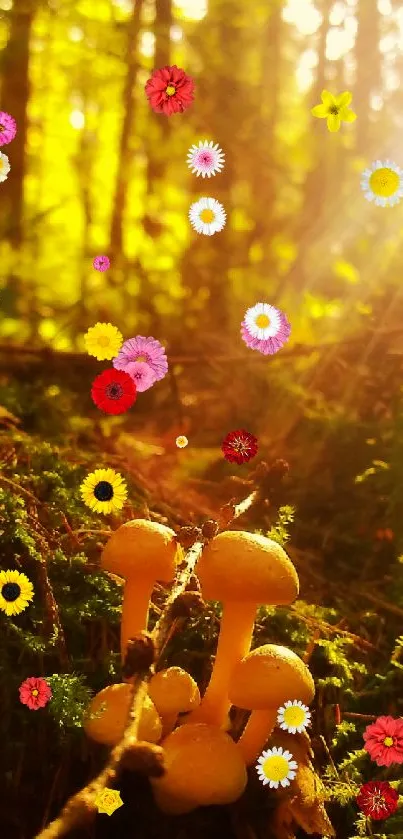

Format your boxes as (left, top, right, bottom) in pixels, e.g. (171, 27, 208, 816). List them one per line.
(0, 570, 34, 616)
(80, 468, 128, 515)
(84, 323, 123, 361)
(311, 90, 356, 132)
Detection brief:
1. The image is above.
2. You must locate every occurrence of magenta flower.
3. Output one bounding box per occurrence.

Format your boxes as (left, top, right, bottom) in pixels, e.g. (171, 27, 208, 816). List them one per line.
(113, 335, 168, 382)
(19, 676, 52, 710)
(241, 302, 291, 355)
(124, 361, 157, 392)
(0, 112, 17, 146)
(93, 255, 110, 272)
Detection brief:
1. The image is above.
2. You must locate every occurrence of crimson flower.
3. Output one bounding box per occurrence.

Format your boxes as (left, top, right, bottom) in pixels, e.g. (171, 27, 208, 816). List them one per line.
(19, 677, 52, 710)
(363, 715, 403, 766)
(357, 780, 399, 820)
(145, 65, 195, 116)
(91, 368, 137, 415)
(221, 429, 258, 464)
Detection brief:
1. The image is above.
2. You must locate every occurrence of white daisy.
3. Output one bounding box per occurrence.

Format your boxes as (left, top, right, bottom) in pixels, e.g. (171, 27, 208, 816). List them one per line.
(176, 435, 188, 448)
(187, 140, 225, 178)
(361, 159, 403, 207)
(244, 303, 282, 340)
(0, 151, 11, 183)
(256, 746, 298, 789)
(189, 197, 226, 236)
(277, 700, 311, 734)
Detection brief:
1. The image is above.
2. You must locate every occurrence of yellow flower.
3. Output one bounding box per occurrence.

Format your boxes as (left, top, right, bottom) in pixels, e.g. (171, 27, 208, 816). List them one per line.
(176, 435, 189, 448)
(311, 90, 356, 132)
(84, 323, 123, 361)
(94, 787, 124, 816)
(80, 468, 128, 515)
(0, 570, 34, 616)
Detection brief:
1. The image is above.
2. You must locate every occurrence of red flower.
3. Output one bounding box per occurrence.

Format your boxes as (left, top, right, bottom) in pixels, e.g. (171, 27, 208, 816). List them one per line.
(221, 429, 258, 464)
(91, 368, 137, 415)
(19, 676, 52, 710)
(357, 780, 399, 820)
(145, 65, 195, 116)
(363, 715, 403, 766)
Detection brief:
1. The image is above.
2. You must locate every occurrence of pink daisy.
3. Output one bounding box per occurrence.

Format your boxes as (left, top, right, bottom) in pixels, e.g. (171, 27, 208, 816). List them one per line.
(123, 361, 157, 392)
(241, 302, 291, 355)
(19, 676, 52, 710)
(93, 255, 110, 272)
(0, 112, 17, 146)
(113, 335, 168, 382)
(363, 715, 403, 766)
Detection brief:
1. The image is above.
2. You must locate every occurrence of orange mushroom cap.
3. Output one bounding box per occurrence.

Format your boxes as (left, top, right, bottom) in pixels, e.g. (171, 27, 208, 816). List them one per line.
(188, 531, 299, 727)
(148, 667, 200, 736)
(83, 683, 162, 747)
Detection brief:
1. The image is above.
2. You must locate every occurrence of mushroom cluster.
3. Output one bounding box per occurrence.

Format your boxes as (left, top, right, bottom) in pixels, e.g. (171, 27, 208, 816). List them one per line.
(83, 521, 316, 816)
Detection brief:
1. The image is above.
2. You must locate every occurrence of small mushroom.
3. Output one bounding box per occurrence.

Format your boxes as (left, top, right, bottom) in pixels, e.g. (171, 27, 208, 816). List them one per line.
(189, 531, 299, 727)
(101, 519, 182, 661)
(150, 722, 247, 814)
(148, 667, 201, 737)
(83, 683, 162, 747)
(228, 644, 315, 765)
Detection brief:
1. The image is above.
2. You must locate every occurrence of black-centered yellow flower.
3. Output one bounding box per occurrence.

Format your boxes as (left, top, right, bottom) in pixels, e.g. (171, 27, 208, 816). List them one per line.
(0, 570, 34, 616)
(80, 468, 128, 514)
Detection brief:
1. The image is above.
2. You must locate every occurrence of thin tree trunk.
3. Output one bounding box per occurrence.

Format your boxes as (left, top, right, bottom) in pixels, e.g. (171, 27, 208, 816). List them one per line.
(355, 0, 380, 154)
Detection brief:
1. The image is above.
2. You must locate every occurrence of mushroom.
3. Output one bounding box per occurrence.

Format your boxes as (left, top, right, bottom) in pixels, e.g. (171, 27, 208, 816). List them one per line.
(188, 531, 299, 727)
(101, 519, 182, 661)
(150, 722, 247, 814)
(228, 644, 315, 765)
(148, 667, 201, 737)
(83, 683, 162, 747)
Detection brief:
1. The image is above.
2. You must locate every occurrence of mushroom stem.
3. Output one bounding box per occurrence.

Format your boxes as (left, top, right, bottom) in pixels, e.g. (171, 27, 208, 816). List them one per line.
(236, 708, 278, 766)
(160, 711, 178, 738)
(121, 577, 154, 661)
(188, 601, 256, 727)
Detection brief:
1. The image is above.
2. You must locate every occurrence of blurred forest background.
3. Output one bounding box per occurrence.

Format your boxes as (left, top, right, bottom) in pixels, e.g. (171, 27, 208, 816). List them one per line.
(2, 0, 403, 837)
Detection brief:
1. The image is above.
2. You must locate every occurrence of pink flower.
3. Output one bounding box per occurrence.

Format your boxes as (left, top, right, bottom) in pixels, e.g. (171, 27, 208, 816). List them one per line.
(93, 255, 110, 272)
(145, 65, 195, 116)
(363, 716, 403, 766)
(19, 676, 52, 710)
(124, 361, 157, 392)
(241, 303, 291, 356)
(0, 112, 17, 146)
(113, 335, 168, 382)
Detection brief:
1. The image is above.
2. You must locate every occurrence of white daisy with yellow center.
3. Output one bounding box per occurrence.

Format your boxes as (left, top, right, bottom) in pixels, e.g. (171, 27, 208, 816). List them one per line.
(361, 159, 403, 207)
(256, 746, 298, 789)
(244, 302, 281, 340)
(277, 700, 311, 734)
(189, 197, 226, 236)
(176, 435, 188, 448)
(0, 151, 11, 183)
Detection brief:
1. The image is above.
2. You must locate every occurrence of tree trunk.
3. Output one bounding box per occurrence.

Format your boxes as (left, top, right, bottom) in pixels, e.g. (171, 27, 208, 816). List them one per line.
(355, 0, 380, 154)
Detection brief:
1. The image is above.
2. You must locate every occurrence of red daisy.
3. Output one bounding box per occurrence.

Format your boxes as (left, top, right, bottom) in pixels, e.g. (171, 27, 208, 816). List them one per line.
(363, 715, 403, 766)
(91, 368, 137, 415)
(221, 429, 258, 465)
(19, 676, 52, 710)
(145, 65, 195, 116)
(357, 780, 399, 820)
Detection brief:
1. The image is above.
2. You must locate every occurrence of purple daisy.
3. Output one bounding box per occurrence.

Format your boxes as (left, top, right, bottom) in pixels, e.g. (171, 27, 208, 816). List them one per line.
(0, 112, 17, 147)
(124, 361, 157, 392)
(113, 335, 168, 382)
(241, 302, 291, 355)
(93, 255, 110, 272)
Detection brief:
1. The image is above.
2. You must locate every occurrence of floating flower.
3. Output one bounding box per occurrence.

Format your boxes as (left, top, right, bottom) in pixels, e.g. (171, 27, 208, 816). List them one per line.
(189, 197, 226, 236)
(256, 746, 298, 789)
(113, 335, 168, 383)
(91, 368, 137, 415)
(80, 468, 128, 515)
(241, 302, 291, 355)
(19, 676, 52, 710)
(361, 160, 403, 207)
(187, 140, 225, 178)
(145, 65, 195, 116)
(123, 361, 157, 393)
(363, 716, 403, 766)
(0, 570, 34, 616)
(94, 787, 124, 816)
(277, 700, 311, 734)
(0, 151, 11, 183)
(93, 255, 110, 272)
(176, 435, 188, 448)
(311, 90, 356, 132)
(221, 429, 258, 465)
(357, 780, 399, 821)
(0, 112, 17, 146)
(84, 323, 123, 361)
